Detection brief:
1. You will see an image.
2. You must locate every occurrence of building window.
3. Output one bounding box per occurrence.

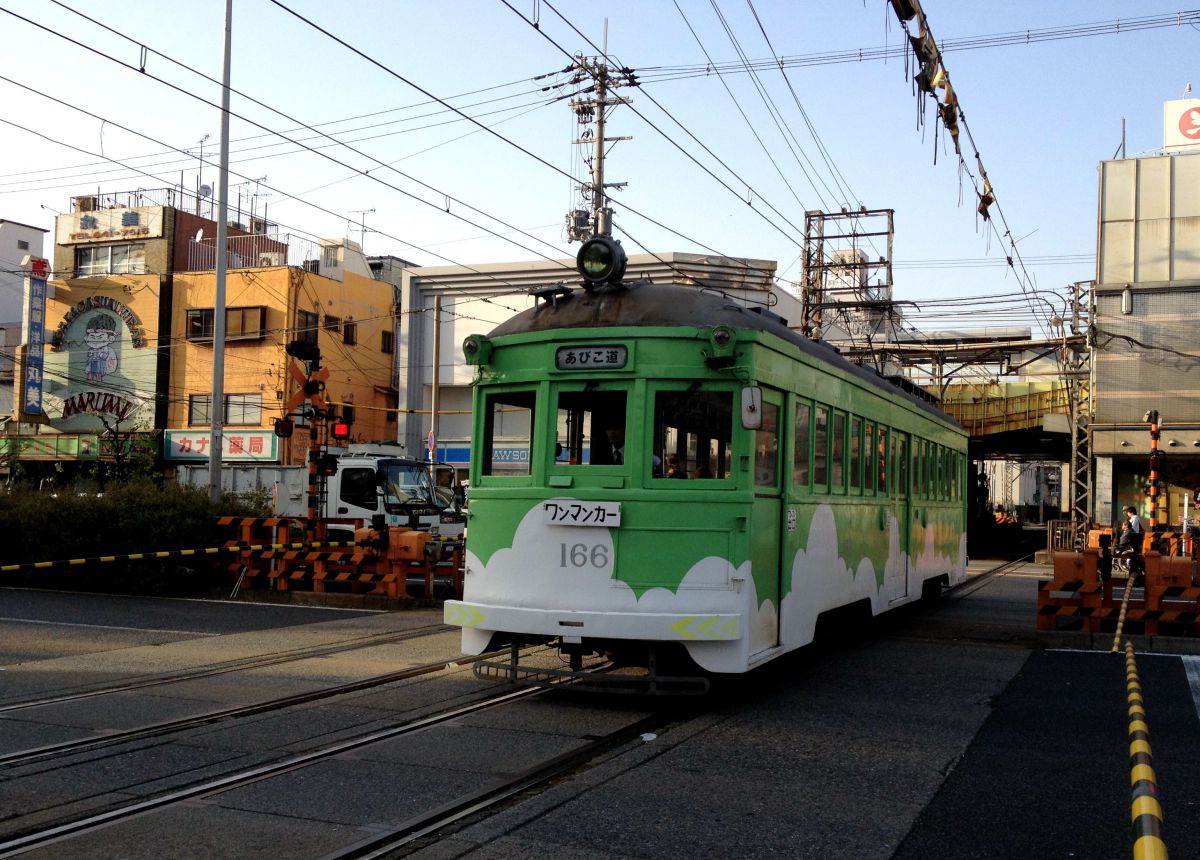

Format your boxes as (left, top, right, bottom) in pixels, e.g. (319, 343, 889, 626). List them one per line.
(324, 314, 341, 332)
(186, 393, 262, 426)
(186, 306, 267, 341)
(75, 243, 145, 276)
(296, 309, 319, 345)
(343, 319, 357, 345)
(381, 330, 394, 353)
(225, 393, 262, 425)
(17, 239, 29, 251)
(188, 394, 211, 426)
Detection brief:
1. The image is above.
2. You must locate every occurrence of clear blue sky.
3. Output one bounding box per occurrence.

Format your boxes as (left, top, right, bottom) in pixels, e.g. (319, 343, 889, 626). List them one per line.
(1, 1, 1195, 336)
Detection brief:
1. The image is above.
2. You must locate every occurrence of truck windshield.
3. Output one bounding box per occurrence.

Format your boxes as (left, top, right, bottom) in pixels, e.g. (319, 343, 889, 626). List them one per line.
(380, 462, 436, 508)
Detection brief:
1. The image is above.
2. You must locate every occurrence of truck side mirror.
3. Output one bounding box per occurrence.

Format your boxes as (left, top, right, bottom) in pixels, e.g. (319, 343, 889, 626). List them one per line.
(741, 386, 763, 430)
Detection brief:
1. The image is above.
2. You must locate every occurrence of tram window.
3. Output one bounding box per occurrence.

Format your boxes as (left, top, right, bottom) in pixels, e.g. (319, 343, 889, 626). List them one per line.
(864, 423, 874, 493)
(813, 407, 829, 490)
(897, 436, 908, 497)
(915, 439, 924, 498)
(482, 390, 535, 476)
(831, 412, 845, 491)
(877, 427, 889, 494)
(849, 417, 861, 491)
(754, 401, 779, 487)
(555, 390, 628, 466)
(793, 402, 811, 488)
(653, 387, 732, 480)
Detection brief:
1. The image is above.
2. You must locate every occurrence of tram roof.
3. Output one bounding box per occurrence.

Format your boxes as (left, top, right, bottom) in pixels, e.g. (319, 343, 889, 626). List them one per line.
(488, 279, 961, 432)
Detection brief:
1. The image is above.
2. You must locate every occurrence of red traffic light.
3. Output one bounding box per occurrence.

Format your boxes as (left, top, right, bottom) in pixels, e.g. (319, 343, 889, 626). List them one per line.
(331, 420, 351, 440)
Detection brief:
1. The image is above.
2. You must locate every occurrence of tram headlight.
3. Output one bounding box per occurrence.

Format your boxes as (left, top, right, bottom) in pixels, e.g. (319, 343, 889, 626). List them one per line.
(706, 325, 737, 368)
(462, 334, 492, 366)
(576, 236, 627, 288)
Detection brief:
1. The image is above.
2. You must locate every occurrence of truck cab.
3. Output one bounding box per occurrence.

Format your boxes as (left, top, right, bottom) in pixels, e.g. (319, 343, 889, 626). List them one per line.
(330, 455, 466, 538)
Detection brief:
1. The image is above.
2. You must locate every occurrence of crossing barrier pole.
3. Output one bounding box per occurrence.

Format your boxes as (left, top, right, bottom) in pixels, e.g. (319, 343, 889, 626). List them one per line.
(1125, 642, 1168, 860)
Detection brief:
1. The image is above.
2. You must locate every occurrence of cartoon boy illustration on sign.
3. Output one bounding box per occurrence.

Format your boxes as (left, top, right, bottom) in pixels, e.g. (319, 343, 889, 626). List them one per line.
(84, 312, 119, 382)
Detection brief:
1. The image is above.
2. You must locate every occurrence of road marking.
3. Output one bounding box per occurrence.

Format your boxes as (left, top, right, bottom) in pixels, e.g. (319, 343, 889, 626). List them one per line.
(0, 617, 218, 636)
(1182, 655, 1200, 722)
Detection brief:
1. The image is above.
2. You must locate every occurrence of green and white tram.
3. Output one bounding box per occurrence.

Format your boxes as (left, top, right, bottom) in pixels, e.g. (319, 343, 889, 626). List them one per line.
(445, 238, 967, 688)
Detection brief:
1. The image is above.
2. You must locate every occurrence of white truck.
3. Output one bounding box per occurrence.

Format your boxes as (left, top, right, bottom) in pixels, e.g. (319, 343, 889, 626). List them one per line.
(329, 451, 466, 537)
(176, 447, 466, 538)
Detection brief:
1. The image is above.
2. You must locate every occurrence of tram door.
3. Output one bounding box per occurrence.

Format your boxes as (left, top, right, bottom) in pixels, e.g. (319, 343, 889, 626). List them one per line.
(890, 431, 912, 600)
(750, 389, 784, 653)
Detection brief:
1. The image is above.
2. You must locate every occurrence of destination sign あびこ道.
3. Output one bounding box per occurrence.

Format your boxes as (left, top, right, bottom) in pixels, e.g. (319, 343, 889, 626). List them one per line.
(555, 345, 627, 371)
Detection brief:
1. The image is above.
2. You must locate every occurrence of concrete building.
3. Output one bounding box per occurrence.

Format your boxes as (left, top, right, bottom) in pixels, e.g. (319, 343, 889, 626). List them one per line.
(5, 188, 399, 484)
(0, 219, 47, 324)
(1091, 136, 1200, 528)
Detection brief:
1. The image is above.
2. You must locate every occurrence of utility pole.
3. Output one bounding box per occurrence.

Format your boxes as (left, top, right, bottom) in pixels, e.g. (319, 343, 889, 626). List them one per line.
(207, 0, 232, 504)
(430, 294, 442, 464)
(1065, 279, 1095, 548)
(565, 32, 633, 242)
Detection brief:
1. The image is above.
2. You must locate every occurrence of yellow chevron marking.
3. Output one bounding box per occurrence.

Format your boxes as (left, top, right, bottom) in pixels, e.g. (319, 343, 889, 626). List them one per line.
(671, 615, 739, 640)
(445, 604, 485, 628)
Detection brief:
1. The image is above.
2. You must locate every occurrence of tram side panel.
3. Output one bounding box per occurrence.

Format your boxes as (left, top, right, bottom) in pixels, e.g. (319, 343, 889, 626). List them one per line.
(450, 325, 966, 674)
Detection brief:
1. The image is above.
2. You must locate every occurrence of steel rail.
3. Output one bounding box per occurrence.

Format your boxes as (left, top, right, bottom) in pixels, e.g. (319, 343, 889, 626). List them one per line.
(0, 622, 449, 714)
(321, 711, 676, 860)
(0, 646, 534, 770)
(0, 684, 552, 858)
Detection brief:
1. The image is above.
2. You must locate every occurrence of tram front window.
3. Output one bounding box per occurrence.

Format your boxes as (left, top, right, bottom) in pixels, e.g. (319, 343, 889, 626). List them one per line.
(555, 390, 627, 466)
(654, 387, 733, 480)
(482, 390, 534, 476)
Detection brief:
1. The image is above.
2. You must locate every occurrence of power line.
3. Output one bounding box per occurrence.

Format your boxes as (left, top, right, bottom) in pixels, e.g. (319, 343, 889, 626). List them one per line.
(633, 10, 1200, 83)
(0, 6, 576, 273)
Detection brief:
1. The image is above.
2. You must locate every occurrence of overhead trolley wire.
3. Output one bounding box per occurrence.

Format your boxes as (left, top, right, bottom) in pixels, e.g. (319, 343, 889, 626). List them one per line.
(267, 0, 808, 291)
(633, 11, 1200, 83)
(0, 6, 576, 276)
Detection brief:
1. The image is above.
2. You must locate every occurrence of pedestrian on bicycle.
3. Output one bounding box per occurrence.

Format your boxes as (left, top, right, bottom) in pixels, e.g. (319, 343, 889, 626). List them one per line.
(1120, 505, 1145, 578)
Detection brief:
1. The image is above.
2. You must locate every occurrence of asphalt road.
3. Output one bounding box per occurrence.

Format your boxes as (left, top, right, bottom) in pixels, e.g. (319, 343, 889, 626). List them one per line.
(0, 587, 378, 664)
(2, 567, 1198, 858)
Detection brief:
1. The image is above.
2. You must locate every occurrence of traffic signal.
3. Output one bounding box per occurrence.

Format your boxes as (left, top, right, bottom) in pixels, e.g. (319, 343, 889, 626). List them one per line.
(273, 417, 294, 438)
(331, 419, 351, 441)
(286, 340, 321, 371)
(316, 453, 338, 476)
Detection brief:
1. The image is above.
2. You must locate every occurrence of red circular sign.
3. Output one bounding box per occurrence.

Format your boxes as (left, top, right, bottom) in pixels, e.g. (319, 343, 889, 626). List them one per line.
(1180, 107, 1200, 140)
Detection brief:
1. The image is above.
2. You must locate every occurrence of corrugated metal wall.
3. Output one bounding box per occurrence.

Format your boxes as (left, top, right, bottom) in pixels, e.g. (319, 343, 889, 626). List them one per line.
(1095, 153, 1200, 423)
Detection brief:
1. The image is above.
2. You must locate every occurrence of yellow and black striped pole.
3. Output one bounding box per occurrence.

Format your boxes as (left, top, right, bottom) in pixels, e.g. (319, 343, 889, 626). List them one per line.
(0, 542, 356, 574)
(1125, 641, 1168, 860)
(1147, 411, 1162, 532)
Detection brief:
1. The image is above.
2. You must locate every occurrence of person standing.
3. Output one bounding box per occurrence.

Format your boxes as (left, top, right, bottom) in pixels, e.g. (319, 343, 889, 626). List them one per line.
(1122, 505, 1145, 579)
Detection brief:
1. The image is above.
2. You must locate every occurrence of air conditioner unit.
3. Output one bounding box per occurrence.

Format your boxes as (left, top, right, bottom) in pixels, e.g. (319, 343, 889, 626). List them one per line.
(258, 252, 284, 266)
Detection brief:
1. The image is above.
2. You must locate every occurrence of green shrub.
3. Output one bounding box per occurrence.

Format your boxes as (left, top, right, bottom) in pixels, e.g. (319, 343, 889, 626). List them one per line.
(0, 481, 272, 595)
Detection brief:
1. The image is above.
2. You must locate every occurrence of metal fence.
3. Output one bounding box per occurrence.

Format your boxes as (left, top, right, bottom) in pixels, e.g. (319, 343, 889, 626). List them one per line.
(186, 234, 322, 272)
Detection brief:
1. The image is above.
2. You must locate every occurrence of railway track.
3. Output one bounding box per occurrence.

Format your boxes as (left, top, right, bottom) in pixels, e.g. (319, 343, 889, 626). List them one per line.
(0, 622, 449, 713)
(0, 648, 521, 769)
(0, 660, 677, 860)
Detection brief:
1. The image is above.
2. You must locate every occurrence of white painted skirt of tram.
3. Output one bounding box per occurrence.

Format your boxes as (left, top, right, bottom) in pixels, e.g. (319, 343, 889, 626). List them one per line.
(446, 501, 967, 673)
